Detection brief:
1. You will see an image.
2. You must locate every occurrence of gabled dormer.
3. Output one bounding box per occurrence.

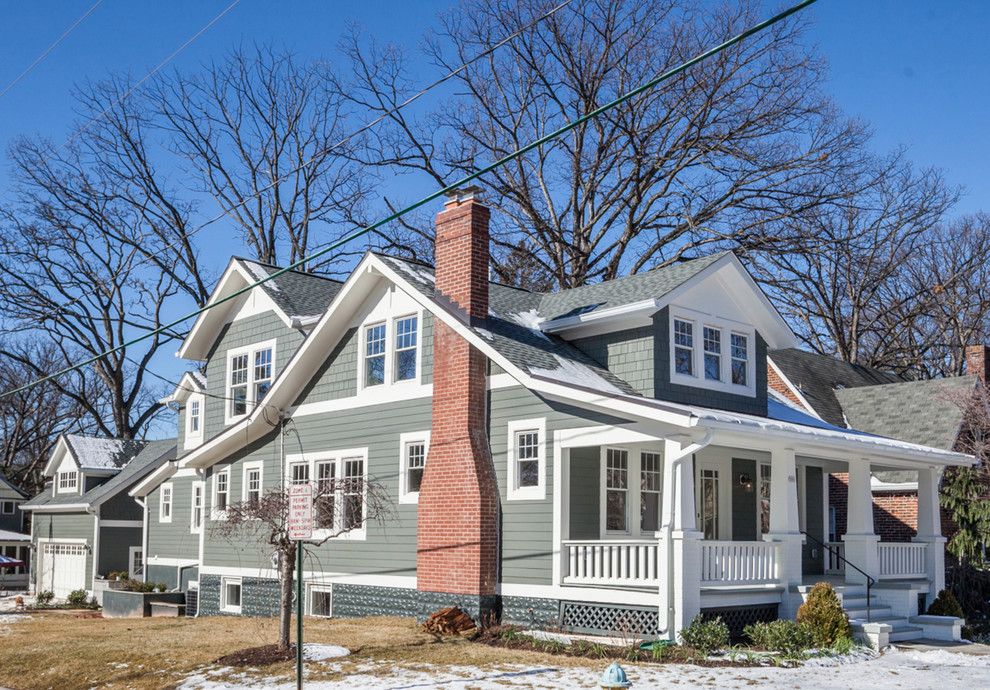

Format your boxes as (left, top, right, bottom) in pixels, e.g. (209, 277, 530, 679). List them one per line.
(163, 371, 207, 451)
(42, 434, 146, 498)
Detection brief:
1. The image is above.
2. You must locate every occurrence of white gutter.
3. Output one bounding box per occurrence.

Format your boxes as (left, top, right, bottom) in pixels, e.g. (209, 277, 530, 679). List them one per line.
(539, 298, 660, 333)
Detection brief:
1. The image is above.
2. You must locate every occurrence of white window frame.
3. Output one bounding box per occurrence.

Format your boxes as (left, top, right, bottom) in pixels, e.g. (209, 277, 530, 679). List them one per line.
(356, 308, 424, 394)
(220, 576, 243, 614)
(242, 461, 264, 506)
(757, 461, 772, 535)
(398, 431, 430, 504)
(506, 417, 547, 501)
(56, 469, 78, 494)
(212, 468, 231, 520)
(128, 546, 144, 579)
(596, 445, 664, 538)
(184, 394, 204, 450)
(361, 320, 388, 389)
(224, 339, 277, 425)
(159, 482, 173, 523)
(190, 481, 205, 534)
(0, 500, 14, 515)
(669, 308, 756, 397)
(307, 583, 333, 617)
(639, 450, 663, 535)
(284, 448, 370, 541)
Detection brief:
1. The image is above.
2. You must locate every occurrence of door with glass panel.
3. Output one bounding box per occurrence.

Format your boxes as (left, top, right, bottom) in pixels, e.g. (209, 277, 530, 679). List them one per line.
(695, 462, 721, 540)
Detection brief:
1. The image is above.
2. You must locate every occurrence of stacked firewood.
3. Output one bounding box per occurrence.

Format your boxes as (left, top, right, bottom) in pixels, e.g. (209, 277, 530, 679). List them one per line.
(423, 606, 478, 637)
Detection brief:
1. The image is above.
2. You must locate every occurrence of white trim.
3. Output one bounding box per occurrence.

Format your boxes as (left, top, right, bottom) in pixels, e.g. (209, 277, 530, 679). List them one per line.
(506, 417, 547, 501)
(56, 468, 79, 494)
(398, 431, 430, 504)
(284, 447, 370, 541)
(551, 437, 566, 588)
(241, 461, 264, 504)
(199, 566, 416, 589)
(669, 307, 756, 397)
(92, 516, 100, 585)
(129, 462, 177, 498)
(20, 503, 91, 512)
(767, 357, 821, 419)
(211, 468, 230, 521)
(36, 537, 88, 544)
(190, 480, 205, 534)
(306, 582, 334, 617)
(220, 576, 243, 614)
(224, 338, 277, 426)
(99, 520, 142, 528)
(184, 393, 205, 450)
(600, 447, 632, 536)
(128, 546, 144, 579)
(147, 557, 199, 567)
(158, 482, 173, 523)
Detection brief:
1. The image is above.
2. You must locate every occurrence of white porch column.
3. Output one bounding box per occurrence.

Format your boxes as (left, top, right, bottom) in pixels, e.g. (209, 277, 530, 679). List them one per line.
(659, 437, 702, 639)
(842, 460, 880, 585)
(913, 466, 946, 596)
(764, 447, 804, 617)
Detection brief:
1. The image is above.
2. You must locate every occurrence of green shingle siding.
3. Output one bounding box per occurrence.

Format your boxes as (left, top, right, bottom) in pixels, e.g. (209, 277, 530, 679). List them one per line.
(731, 459, 757, 542)
(146, 475, 201, 562)
(31, 512, 96, 590)
(572, 327, 654, 397)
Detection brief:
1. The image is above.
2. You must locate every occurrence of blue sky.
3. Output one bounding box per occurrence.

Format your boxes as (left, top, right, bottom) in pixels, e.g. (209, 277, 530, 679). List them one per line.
(1, 0, 988, 434)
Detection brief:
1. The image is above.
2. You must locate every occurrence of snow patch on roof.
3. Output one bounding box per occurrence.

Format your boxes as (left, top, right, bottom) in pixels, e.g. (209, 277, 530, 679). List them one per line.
(243, 261, 279, 291)
(392, 260, 435, 285)
(66, 435, 143, 471)
(528, 354, 625, 396)
(0, 528, 30, 542)
(189, 371, 207, 389)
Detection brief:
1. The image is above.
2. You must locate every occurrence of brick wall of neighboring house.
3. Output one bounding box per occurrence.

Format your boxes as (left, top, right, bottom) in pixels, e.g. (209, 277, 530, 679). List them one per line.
(827, 473, 918, 542)
(767, 363, 804, 407)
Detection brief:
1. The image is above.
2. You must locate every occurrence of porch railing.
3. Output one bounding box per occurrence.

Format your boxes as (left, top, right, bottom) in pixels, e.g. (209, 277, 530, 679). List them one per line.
(562, 540, 659, 587)
(824, 541, 845, 575)
(699, 541, 779, 586)
(878, 542, 927, 579)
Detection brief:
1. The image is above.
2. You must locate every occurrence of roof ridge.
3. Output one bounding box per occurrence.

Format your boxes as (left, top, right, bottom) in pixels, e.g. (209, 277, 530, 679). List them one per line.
(373, 251, 537, 293)
(232, 256, 344, 284)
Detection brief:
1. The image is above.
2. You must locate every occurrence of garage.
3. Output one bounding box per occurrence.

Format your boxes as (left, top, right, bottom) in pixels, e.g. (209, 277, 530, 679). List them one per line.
(38, 542, 87, 597)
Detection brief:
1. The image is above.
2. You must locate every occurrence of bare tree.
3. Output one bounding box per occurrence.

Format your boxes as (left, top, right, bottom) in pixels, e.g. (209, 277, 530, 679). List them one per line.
(752, 151, 958, 369)
(0, 341, 89, 494)
(342, 0, 867, 289)
(152, 44, 370, 272)
(212, 471, 392, 651)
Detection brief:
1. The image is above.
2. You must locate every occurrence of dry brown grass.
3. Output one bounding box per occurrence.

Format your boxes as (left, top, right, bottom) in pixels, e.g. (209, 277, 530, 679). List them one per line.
(0, 612, 601, 689)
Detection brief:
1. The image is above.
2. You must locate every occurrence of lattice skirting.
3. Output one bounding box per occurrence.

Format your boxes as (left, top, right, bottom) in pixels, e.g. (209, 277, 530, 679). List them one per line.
(701, 603, 778, 640)
(559, 601, 659, 637)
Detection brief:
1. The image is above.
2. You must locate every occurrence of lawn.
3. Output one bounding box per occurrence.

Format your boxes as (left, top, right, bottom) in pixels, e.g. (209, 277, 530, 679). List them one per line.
(0, 611, 599, 690)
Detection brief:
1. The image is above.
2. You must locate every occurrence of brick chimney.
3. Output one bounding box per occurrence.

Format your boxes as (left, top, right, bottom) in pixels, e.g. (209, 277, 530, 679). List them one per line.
(966, 344, 989, 383)
(416, 187, 500, 610)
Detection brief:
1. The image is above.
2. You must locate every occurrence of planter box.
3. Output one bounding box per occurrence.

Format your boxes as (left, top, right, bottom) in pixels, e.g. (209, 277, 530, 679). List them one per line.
(102, 590, 185, 618)
(92, 578, 128, 606)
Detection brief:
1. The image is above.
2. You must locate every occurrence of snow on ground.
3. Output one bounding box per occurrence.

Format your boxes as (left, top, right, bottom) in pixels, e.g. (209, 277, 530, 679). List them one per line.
(302, 644, 350, 661)
(178, 647, 990, 689)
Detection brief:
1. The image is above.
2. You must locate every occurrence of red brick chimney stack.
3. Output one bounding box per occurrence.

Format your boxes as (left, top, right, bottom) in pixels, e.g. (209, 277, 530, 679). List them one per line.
(966, 344, 989, 383)
(416, 186, 500, 603)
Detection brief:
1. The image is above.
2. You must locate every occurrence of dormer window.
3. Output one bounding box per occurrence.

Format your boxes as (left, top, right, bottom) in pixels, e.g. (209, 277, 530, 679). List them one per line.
(394, 315, 418, 381)
(57, 470, 78, 493)
(359, 311, 423, 392)
(364, 323, 387, 387)
(185, 393, 204, 450)
(225, 340, 277, 424)
(189, 400, 201, 433)
(670, 310, 755, 397)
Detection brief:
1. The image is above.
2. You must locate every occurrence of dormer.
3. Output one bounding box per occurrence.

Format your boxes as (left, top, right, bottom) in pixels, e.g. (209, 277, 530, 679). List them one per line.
(42, 434, 146, 497)
(163, 371, 207, 451)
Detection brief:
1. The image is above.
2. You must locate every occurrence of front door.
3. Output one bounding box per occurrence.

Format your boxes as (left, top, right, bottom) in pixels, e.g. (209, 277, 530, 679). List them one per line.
(696, 463, 721, 540)
(802, 466, 825, 576)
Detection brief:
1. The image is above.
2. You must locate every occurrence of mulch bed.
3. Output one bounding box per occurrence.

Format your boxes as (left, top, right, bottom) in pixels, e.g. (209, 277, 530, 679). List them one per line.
(216, 643, 297, 667)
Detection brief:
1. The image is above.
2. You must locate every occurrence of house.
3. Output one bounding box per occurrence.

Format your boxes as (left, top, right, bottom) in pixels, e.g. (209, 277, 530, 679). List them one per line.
(128, 188, 971, 644)
(768, 347, 985, 543)
(0, 472, 29, 589)
(21, 434, 175, 597)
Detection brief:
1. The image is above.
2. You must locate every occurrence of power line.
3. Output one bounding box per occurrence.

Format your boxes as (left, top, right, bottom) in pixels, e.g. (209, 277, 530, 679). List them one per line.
(0, 0, 818, 401)
(26, 0, 575, 326)
(0, 0, 104, 100)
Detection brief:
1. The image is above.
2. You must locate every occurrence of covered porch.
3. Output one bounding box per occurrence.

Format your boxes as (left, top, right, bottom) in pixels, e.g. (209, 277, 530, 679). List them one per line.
(550, 424, 949, 634)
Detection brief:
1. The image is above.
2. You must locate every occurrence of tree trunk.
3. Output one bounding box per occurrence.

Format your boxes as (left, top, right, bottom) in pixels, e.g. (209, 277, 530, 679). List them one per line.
(279, 544, 296, 651)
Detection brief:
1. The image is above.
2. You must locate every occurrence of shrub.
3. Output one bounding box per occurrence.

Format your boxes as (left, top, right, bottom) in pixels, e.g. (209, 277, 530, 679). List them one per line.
(796, 582, 851, 647)
(66, 589, 88, 606)
(744, 619, 815, 655)
(679, 614, 729, 655)
(927, 589, 965, 619)
(35, 590, 54, 606)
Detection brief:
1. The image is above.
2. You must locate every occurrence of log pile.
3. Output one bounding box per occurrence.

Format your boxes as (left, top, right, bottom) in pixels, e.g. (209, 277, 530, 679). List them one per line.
(423, 606, 478, 637)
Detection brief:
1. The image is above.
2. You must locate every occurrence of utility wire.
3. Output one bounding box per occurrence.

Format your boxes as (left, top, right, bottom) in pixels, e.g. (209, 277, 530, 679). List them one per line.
(0, 0, 104, 100)
(0, 0, 818, 400)
(27, 0, 575, 326)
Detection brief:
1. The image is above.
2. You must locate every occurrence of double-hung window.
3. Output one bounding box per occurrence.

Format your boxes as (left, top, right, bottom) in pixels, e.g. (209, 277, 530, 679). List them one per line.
(285, 450, 368, 540)
(189, 400, 201, 433)
(160, 483, 173, 523)
(226, 340, 276, 423)
(640, 452, 662, 533)
(605, 448, 629, 532)
(57, 470, 78, 493)
(191, 482, 204, 533)
(398, 431, 430, 503)
(243, 463, 263, 508)
(703, 326, 721, 381)
(731, 333, 749, 386)
(507, 418, 546, 500)
(315, 460, 335, 529)
(758, 463, 771, 535)
(342, 457, 364, 530)
(673, 319, 694, 376)
(364, 323, 387, 387)
(394, 315, 418, 381)
(213, 469, 230, 517)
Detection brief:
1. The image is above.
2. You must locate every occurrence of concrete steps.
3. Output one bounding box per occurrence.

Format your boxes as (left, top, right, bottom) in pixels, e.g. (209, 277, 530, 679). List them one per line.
(795, 581, 927, 644)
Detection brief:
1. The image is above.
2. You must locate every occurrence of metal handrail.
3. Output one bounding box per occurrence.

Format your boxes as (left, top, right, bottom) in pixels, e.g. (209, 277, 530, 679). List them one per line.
(801, 530, 876, 623)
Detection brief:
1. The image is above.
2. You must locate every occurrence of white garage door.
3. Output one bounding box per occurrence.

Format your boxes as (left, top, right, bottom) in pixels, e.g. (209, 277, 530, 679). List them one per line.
(38, 542, 87, 597)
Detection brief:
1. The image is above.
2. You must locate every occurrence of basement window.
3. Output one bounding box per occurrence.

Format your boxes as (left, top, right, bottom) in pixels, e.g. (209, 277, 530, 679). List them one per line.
(310, 585, 332, 618)
(221, 577, 242, 614)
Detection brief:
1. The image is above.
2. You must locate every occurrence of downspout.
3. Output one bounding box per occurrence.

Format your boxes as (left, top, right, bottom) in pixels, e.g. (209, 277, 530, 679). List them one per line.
(134, 497, 148, 582)
(657, 430, 712, 641)
(195, 467, 206, 618)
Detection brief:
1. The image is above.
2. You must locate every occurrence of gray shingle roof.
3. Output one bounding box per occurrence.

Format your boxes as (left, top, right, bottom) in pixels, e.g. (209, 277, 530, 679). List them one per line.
(834, 377, 975, 451)
(65, 435, 146, 471)
(23, 439, 176, 511)
(769, 349, 904, 427)
(236, 258, 343, 320)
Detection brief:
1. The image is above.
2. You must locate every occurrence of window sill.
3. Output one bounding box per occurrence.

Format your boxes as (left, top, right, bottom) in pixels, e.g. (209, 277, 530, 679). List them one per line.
(221, 606, 242, 615)
(398, 492, 420, 505)
(507, 486, 546, 502)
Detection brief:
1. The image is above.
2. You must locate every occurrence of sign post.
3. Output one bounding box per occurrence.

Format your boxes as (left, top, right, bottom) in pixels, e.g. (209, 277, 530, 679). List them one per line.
(288, 483, 313, 690)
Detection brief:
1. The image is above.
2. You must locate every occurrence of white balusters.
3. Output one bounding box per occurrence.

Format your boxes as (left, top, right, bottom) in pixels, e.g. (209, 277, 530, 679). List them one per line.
(878, 542, 927, 579)
(562, 540, 660, 587)
(699, 541, 779, 585)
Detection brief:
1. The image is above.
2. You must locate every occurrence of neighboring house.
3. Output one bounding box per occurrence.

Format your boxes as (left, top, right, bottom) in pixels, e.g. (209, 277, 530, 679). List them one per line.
(0, 473, 29, 589)
(128, 189, 971, 644)
(769, 347, 984, 543)
(21, 434, 176, 597)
